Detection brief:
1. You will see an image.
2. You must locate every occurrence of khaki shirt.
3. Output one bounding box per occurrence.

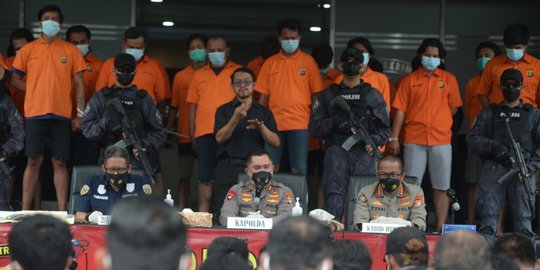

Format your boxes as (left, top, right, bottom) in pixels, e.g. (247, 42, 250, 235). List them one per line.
(220, 180, 295, 225)
(353, 181, 427, 231)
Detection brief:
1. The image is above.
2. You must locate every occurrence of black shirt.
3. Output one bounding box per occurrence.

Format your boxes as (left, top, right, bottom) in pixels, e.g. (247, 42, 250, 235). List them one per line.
(214, 98, 278, 160)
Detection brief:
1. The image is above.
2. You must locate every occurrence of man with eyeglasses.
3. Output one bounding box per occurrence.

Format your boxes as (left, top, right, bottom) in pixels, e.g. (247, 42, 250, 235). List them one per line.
(74, 145, 152, 223)
(353, 155, 427, 231)
(213, 67, 280, 222)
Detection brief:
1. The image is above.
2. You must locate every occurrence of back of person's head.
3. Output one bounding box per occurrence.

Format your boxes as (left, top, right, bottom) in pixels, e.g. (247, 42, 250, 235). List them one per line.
(491, 252, 520, 270)
(105, 196, 189, 270)
(492, 233, 537, 269)
(386, 227, 428, 268)
(433, 231, 491, 270)
(503, 24, 530, 47)
(277, 18, 302, 34)
(311, 44, 334, 69)
(9, 215, 73, 270)
(474, 41, 502, 58)
(207, 237, 249, 261)
(200, 254, 252, 270)
(332, 239, 371, 270)
(263, 216, 332, 270)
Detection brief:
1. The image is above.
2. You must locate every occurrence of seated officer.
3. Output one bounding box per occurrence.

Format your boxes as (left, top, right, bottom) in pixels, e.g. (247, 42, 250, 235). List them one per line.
(220, 149, 294, 225)
(74, 145, 152, 223)
(353, 155, 427, 231)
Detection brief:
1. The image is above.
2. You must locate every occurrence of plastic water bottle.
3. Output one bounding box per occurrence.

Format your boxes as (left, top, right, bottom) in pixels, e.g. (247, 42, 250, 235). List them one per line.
(164, 189, 174, 206)
(292, 197, 302, 216)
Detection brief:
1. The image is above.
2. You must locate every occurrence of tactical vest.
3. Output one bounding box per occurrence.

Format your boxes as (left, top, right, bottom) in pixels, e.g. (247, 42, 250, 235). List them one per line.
(488, 103, 534, 155)
(102, 87, 147, 146)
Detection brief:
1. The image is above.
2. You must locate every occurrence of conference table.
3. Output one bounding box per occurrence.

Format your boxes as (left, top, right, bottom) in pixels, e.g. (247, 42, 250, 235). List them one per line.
(0, 224, 439, 270)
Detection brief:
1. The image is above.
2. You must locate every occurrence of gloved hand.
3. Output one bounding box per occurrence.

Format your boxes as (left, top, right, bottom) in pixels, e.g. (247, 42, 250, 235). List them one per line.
(330, 96, 351, 112)
(88, 211, 103, 223)
(246, 212, 265, 219)
(332, 113, 350, 131)
(491, 141, 510, 164)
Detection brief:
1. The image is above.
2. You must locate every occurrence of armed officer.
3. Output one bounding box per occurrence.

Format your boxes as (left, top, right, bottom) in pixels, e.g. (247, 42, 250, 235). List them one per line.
(81, 53, 165, 193)
(310, 47, 391, 220)
(468, 68, 540, 241)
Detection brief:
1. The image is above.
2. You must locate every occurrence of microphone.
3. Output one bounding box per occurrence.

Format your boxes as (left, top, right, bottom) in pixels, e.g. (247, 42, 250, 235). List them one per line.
(446, 188, 461, 211)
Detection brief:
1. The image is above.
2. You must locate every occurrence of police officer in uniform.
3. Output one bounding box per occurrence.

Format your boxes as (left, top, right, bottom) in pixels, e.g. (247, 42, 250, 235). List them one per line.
(353, 155, 427, 231)
(74, 145, 152, 223)
(468, 68, 540, 241)
(0, 88, 24, 210)
(310, 47, 391, 220)
(220, 149, 294, 225)
(81, 53, 165, 193)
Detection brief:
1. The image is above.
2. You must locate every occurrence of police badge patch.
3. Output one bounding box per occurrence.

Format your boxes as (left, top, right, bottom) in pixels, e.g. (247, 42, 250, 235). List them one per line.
(80, 185, 90, 196)
(527, 70, 533, 77)
(60, 56, 67, 64)
(13, 111, 22, 124)
(299, 68, 306, 76)
(143, 184, 152, 195)
(126, 183, 135, 193)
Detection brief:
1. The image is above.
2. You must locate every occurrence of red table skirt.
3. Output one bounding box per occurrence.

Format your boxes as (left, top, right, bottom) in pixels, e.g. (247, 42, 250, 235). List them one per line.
(0, 224, 439, 270)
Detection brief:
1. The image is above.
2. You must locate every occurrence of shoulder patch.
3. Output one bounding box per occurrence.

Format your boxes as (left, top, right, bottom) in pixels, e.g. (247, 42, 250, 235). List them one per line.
(358, 195, 367, 203)
(80, 185, 90, 196)
(413, 193, 423, 208)
(143, 184, 152, 195)
(285, 192, 295, 204)
(227, 190, 237, 201)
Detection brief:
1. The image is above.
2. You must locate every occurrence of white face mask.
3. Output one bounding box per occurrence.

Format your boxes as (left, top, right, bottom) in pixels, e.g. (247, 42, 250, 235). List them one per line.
(125, 48, 144, 61)
(41, 20, 61, 37)
(76, 44, 90, 56)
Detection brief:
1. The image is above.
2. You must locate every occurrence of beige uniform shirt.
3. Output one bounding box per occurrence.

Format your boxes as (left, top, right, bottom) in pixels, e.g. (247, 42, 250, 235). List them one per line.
(353, 181, 427, 231)
(220, 180, 295, 225)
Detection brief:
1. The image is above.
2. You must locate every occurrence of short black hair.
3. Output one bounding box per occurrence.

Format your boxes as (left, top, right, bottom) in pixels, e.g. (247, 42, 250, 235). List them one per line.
(107, 196, 187, 270)
(103, 145, 131, 165)
(267, 216, 332, 270)
(277, 18, 301, 34)
(206, 35, 228, 48)
(491, 252, 520, 270)
(9, 215, 73, 270)
(492, 233, 536, 268)
(347, 37, 375, 56)
(475, 41, 502, 58)
(207, 237, 249, 261)
(246, 149, 272, 165)
(185, 33, 207, 50)
(123, 26, 147, 43)
(260, 35, 281, 59)
(416, 38, 447, 59)
(37, 4, 64, 23)
(66, 25, 91, 41)
(231, 67, 256, 83)
(332, 239, 372, 270)
(200, 254, 252, 270)
(7, 28, 34, 57)
(503, 24, 530, 47)
(311, 44, 334, 69)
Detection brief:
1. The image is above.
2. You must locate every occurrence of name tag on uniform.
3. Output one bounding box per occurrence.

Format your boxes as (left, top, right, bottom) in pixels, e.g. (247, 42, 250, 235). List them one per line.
(97, 215, 111, 225)
(227, 217, 273, 230)
(361, 223, 408, 234)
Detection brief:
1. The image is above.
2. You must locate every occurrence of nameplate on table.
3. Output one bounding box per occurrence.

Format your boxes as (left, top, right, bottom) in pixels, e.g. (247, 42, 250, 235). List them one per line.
(227, 217, 273, 230)
(361, 223, 408, 234)
(98, 215, 111, 225)
(442, 224, 476, 235)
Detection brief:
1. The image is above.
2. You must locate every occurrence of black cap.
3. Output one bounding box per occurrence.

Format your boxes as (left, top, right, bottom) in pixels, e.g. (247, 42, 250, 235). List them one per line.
(114, 53, 135, 73)
(340, 47, 364, 63)
(386, 227, 427, 255)
(500, 68, 523, 83)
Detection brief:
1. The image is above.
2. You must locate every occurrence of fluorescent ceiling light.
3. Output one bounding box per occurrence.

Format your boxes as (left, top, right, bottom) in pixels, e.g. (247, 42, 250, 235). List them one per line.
(323, 3, 331, 8)
(310, 26, 322, 32)
(162, 21, 174, 27)
(151, 0, 163, 2)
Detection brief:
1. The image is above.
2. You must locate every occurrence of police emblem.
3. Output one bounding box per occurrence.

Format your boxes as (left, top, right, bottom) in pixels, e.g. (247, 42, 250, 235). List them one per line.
(285, 192, 295, 204)
(143, 184, 152, 195)
(527, 70, 533, 77)
(126, 183, 135, 193)
(438, 81, 445, 88)
(60, 56, 67, 63)
(80, 185, 90, 196)
(299, 68, 306, 76)
(97, 184, 106, 195)
(227, 190, 237, 200)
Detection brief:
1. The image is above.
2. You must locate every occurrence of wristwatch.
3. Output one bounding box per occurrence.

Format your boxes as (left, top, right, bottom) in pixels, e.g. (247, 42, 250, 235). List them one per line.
(388, 137, 398, 142)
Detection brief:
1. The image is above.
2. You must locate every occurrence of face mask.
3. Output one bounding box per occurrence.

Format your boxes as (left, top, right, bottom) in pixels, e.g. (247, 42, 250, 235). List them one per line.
(251, 171, 272, 191)
(189, 48, 206, 62)
(76, 44, 90, 56)
(320, 66, 330, 76)
(125, 48, 144, 61)
(281, 39, 300, 54)
(342, 60, 361, 76)
(380, 178, 400, 193)
(208, 52, 226, 67)
(506, 48, 524, 62)
(106, 172, 128, 186)
(421, 56, 440, 71)
(475, 57, 491, 72)
(41, 20, 61, 37)
(362, 52, 370, 65)
(502, 85, 521, 102)
(116, 71, 135, 86)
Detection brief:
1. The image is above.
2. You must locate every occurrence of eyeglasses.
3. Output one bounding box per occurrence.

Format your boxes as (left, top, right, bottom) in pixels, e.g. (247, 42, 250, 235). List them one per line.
(232, 80, 254, 87)
(378, 172, 403, 179)
(104, 167, 129, 174)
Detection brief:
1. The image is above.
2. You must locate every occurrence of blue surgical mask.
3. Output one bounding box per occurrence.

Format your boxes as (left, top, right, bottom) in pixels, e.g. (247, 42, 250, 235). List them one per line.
(41, 20, 60, 37)
(506, 48, 524, 62)
(76, 44, 89, 56)
(189, 49, 206, 62)
(421, 56, 440, 71)
(281, 39, 300, 54)
(208, 52, 226, 67)
(362, 52, 370, 65)
(476, 57, 491, 72)
(125, 48, 144, 61)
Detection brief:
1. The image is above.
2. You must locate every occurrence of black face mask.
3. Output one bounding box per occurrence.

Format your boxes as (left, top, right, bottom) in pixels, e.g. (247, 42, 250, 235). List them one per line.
(252, 171, 272, 192)
(342, 60, 361, 76)
(106, 172, 128, 186)
(116, 72, 135, 86)
(502, 86, 521, 102)
(380, 178, 400, 193)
